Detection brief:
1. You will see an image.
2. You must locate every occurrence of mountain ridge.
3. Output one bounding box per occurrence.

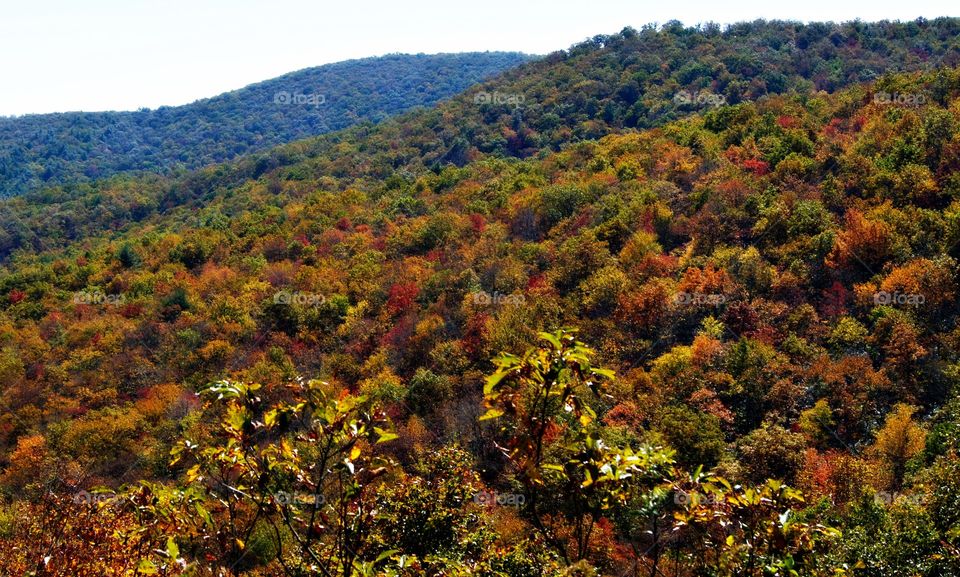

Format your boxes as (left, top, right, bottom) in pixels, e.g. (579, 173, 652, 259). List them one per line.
(3, 18, 960, 262)
(1, 52, 538, 119)
(0, 52, 535, 197)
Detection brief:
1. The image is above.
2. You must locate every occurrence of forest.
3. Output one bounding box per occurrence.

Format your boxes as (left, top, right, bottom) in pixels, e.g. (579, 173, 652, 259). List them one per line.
(4, 19, 960, 260)
(0, 18, 960, 576)
(0, 52, 533, 198)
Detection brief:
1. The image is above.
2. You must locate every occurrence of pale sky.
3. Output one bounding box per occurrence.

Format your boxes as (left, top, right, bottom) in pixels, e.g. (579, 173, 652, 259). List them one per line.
(0, 0, 957, 116)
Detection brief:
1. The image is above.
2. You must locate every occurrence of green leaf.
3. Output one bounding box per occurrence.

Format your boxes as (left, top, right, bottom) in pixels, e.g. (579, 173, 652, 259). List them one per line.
(226, 406, 247, 432)
(479, 408, 505, 421)
(592, 368, 615, 379)
(194, 502, 213, 527)
(166, 536, 180, 559)
(484, 370, 512, 393)
(539, 331, 562, 349)
(375, 549, 399, 564)
(263, 408, 278, 428)
(374, 427, 398, 444)
(581, 469, 594, 487)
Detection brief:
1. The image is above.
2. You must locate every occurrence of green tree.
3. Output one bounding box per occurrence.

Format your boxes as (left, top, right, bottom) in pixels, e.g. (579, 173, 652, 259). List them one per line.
(158, 379, 399, 576)
(481, 329, 674, 566)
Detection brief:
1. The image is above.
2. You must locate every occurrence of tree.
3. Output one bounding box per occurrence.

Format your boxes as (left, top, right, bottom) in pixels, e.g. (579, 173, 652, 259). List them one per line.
(654, 405, 727, 470)
(869, 403, 926, 490)
(672, 473, 846, 577)
(480, 329, 674, 567)
(157, 378, 399, 576)
(826, 210, 894, 277)
(737, 422, 807, 484)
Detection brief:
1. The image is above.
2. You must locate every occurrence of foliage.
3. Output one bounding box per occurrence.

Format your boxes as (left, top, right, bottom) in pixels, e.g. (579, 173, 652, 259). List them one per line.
(2, 17, 960, 576)
(157, 378, 398, 575)
(0, 53, 533, 198)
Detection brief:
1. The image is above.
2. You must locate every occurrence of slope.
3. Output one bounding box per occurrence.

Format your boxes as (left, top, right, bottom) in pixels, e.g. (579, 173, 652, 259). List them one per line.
(0, 52, 534, 197)
(2, 18, 960, 261)
(1, 23, 960, 575)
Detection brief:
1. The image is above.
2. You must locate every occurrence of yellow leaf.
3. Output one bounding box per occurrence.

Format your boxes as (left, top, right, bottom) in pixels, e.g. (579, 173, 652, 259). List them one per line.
(479, 408, 504, 421)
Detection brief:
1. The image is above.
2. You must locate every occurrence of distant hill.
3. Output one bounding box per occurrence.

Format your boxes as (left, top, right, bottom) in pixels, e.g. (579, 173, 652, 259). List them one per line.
(0, 52, 534, 197)
(4, 18, 960, 262)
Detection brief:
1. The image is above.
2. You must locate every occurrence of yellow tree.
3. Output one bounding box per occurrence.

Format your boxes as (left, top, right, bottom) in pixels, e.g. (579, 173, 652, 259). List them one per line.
(869, 403, 926, 490)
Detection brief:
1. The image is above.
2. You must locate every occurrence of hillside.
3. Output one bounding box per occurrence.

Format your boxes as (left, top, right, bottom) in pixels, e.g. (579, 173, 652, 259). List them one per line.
(0, 52, 533, 198)
(3, 19, 960, 262)
(1, 19, 960, 577)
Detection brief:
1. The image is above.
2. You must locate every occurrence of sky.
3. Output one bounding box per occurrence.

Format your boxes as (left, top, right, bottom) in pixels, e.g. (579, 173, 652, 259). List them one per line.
(0, 0, 957, 116)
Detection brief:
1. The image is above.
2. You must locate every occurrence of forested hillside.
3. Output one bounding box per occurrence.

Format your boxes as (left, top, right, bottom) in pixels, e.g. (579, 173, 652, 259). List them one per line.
(3, 19, 960, 261)
(1, 19, 960, 576)
(0, 52, 533, 198)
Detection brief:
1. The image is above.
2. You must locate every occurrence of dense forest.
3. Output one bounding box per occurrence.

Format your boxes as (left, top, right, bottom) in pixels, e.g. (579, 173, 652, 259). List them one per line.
(4, 19, 960, 261)
(0, 52, 533, 198)
(1, 19, 960, 576)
